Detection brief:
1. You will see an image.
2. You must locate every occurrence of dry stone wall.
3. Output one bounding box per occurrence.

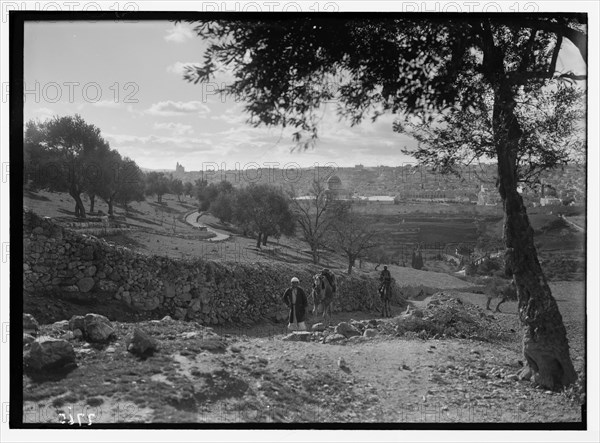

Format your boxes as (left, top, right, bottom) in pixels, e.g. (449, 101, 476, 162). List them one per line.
(23, 210, 401, 325)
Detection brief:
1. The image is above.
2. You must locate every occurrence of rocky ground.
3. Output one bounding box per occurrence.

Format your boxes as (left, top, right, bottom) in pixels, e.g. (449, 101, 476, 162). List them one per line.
(22, 284, 585, 425)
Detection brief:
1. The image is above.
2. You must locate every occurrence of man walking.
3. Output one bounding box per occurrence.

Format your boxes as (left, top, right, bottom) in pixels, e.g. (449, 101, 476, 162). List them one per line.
(282, 277, 308, 331)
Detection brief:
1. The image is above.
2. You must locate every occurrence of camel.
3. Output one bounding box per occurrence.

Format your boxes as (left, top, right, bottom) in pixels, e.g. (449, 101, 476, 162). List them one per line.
(311, 272, 335, 322)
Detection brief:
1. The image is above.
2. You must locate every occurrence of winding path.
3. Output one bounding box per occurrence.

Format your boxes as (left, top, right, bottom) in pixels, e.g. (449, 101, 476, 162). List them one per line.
(185, 211, 230, 242)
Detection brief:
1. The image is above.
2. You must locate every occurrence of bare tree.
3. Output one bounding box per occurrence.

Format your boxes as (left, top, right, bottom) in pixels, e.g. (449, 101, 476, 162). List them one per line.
(328, 210, 377, 274)
(288, 179, 343, 264)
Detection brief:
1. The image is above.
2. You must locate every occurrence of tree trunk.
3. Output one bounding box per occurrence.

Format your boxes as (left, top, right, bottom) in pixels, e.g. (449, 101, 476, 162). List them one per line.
(89, 194, 95, 214)
(311, 243, 319, 264)
(347, 256, 355, 275)
(493, 81, 577, 389)
(107, 197, 114, 216)
(69, 186, 86, 219)
(262, 234, 268, 246)
(256, 232, 262, 249)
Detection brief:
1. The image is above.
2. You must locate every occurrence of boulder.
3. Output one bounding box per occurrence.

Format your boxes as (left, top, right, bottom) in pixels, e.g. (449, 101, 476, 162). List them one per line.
(161, 315, 173, 322)
(69, 315, 85, 332)
(23, 313, 39, 336)
(26, 337, 76, 371)
(84, 314, 114, 343)
(311, 323, 327, 332)
(73, 329, 83, 339)
(282, 332, 312, 342)
(334, 322, 361, 338)
(363, 329, 378, 338)
(127, 328, 159, 356)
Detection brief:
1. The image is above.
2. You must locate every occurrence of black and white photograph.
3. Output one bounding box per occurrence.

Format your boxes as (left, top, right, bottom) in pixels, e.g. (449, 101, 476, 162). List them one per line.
(2, 1, 598, 440)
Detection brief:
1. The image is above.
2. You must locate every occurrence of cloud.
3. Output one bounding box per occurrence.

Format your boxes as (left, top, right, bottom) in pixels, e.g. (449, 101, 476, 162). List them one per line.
(153, 122, 194, 136)
(29, 107, 55, 121)
(145, 100, 210, 117)
(166, 61, 199, 76)
(164, 23, 194, 43)
(91, 100, 122, 109)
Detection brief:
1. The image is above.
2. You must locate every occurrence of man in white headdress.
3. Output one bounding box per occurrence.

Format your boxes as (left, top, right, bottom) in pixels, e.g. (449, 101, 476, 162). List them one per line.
(282, 277, 308, 331)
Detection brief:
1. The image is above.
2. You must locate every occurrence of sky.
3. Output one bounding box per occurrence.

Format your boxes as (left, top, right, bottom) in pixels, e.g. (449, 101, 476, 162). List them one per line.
(23, 20, 587, 172)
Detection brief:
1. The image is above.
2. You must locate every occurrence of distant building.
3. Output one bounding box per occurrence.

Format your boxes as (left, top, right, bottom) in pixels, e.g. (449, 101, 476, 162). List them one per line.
(176, 162, 185, 173)
(355, 164, 364, 170)
(540, 197, 563, 206)
(366, 195, 395, 204)
(326, 175, 351, 200)
(477, 184, 498, 205)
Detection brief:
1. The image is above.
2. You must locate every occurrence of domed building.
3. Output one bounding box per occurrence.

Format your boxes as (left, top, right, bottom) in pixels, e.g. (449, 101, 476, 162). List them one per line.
(326, 175, 348, 200)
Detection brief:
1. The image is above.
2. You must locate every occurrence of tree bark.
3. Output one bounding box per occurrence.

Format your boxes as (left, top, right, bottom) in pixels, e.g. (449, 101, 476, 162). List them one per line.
(262, 234, 268, 246)
(493, 80, 577, 389)
(256, 232, 262, 249)
(347, 256, 355, 274)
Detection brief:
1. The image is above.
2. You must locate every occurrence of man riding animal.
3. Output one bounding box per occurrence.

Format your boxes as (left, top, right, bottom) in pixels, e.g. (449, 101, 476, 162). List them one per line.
(379, 266, 393, 317)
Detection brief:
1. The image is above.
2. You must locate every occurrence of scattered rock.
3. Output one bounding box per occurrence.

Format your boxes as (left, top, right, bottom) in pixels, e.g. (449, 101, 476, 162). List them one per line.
(198, 337, 226, 353)
(69, 315, 85, 332)
(52, 320, 70, 330)
(229, 345, 242, 353)
(181, 332, 199, 339)
(334, 322, 361, 338)
(127, 328, 159, 356)
(23, 314, 39, 336)
(61, 331, 75, 341)
(84, 314, 115, 343)
(161, 315, 173, 322)
(105, 346, 116, 353)
(337, 357, 348, 369)
(26, 337, 76, 371)
(323, 333, 346, 344)
(282, 332, 312, 342)
(311, 323, 327, 332)
(363, 329, 378, 338)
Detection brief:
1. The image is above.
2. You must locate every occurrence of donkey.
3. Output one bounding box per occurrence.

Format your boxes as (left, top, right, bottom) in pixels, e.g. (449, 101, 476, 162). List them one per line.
(484, 277, 517, 312)
(311, 273, 335, 322)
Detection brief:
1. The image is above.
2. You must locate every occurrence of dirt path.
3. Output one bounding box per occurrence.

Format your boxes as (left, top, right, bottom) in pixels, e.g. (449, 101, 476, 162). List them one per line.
(185, 211, 230, 242)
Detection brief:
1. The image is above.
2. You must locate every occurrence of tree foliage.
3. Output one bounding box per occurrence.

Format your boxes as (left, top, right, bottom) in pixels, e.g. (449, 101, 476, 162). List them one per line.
(24, 115, 111, 218)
